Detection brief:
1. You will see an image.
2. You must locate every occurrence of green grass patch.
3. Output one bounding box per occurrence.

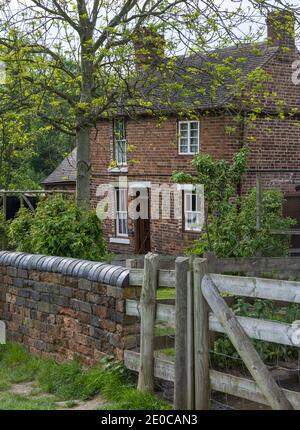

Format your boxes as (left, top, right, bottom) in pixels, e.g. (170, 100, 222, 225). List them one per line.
(0, 393, 57, 410)
(0, 343, 170, 410)
(156, 288, 175, 300)
(158, 348, 175, 359)
(154, 321, 175, 337)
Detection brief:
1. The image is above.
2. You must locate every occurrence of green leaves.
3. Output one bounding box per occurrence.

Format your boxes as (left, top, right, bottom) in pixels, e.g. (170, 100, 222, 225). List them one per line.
(7, 195, 108, 261)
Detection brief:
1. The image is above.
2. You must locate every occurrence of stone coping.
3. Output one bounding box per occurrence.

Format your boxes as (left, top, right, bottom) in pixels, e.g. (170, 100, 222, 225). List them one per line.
(0, 251, 130, 287)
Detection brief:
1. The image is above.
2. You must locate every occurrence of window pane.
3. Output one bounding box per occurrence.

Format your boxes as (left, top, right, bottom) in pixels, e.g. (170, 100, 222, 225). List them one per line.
(191, 194, 196, 211)
(116, 189, 128, 236)
(190, 122, 199, 131)
(190, 129, 198, 138)
(180, 138, 188, 153)
(180, 123, 188, 131)
(185, 193, 191, 211)
(114, 119, 125, 140)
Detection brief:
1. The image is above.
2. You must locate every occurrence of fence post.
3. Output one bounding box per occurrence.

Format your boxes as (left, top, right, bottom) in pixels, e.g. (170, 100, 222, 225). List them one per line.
(187, 255, 195, 410)
(138, 252, 159, 392)
(174, 256, 189, 410)
(193, 258, 210, 410)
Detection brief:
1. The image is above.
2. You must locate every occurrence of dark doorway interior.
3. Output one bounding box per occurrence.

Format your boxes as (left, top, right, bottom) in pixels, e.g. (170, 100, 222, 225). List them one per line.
(283, 195, 300, 250)
(134, 189, 151, 255)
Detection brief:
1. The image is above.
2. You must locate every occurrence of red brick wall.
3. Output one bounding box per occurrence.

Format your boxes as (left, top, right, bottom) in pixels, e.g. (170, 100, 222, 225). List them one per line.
(0, 261, 140, 364)
(90, 115, 243, 255)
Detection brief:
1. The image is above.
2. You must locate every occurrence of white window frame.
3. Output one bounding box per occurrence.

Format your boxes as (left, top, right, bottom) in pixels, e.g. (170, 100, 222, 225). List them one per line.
(178, 121, 200, 155)
(115, 188, 128, 237)
(184, 191, 202, 232)
(114, 119, 127, 165)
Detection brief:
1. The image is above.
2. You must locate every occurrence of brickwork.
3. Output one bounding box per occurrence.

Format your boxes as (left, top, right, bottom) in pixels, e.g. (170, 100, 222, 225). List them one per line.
(0, 252, 140, 364)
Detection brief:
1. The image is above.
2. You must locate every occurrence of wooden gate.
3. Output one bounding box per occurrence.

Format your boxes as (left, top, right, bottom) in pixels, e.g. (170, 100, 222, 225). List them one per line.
(124, 253, 300, 410)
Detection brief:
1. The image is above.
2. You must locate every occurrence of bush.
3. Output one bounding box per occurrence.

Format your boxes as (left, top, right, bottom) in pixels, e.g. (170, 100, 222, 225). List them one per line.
(212, 298, 300, 369)
(189, 188, 295, 257)
(8, 195, 108, 261)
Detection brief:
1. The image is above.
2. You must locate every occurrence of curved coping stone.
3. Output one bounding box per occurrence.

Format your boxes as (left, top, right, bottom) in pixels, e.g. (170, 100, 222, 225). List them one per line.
(77, 261, 93, 278)
(28, 255, 45, 271)
(51, 257, 66, 273)
(96, 264, 112, 283)
(109, 267, 126, 286)
(6, 252, 24, 266)
(86, 263, 107, 281)
(0, 252, 130, 287)
(2, 253, 12, 265)
(14, 253, 28, 267)
(47, 257, 62, 272)
(57, 258, 75, 275)
(0, 251, 10, 265)
(36, 256, 49, 271)
(72, 261, 87, 278)
(81, 262, 96, 279)
(70, 260, 84, 277)
(64, 259, 82, 276)
(98, 265, 113, 284)
(104, 266, 121, 285)
(116, 270, 130, 288)
(18, 254, 32, 269)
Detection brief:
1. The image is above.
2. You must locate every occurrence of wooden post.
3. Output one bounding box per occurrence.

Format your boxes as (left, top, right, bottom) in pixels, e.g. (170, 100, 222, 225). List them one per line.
(202, 276, 293, 410)
(193, 258, 210, 410)
(187, 255, 195, 410)
(126, 259, 138, 269)
(174, 256, 189, 410)
(138, 252, 159, 392)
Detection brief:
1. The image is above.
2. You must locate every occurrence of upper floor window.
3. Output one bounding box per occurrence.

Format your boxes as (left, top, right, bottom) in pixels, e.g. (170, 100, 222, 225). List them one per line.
(114, 118, 127, 165)
(178, 121, 200, 155)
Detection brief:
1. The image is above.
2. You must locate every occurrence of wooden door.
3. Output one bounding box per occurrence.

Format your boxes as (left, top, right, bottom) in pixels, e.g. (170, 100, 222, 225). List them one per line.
(134, 189, 151, 255)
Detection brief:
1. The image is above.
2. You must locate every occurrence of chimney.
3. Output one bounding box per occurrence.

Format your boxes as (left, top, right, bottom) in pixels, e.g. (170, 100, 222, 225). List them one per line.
(133, 27, 165, 69)
(267, 10, 296, 60)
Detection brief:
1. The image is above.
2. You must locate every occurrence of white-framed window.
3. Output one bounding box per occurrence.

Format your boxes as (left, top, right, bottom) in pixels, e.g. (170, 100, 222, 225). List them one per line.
(178, 121, 200, 155)
(184, 191, 202, 232)
(115, 188, 128, 237)
(114, 118, 127, 165)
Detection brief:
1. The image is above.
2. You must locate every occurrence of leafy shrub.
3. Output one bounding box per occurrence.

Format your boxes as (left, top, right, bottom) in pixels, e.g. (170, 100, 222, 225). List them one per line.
(8, 195, 108, 261)
(211, 298, 300, 369)
(6, 207, 34, 252)
(173, 149, 295, 258)
(0, 210, 9, 249)
(190, 188, 295, 257)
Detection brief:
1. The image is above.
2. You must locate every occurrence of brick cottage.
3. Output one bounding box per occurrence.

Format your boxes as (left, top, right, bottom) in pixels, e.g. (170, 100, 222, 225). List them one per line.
(44, 11, 300, 256)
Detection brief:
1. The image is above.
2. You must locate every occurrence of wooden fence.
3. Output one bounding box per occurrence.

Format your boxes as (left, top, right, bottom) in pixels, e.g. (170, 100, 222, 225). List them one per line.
(124, 252, 300, 410)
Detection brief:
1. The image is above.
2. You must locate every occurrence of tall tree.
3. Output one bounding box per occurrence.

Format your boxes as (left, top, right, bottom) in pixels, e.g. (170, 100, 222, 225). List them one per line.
(0, 1, 299, 207)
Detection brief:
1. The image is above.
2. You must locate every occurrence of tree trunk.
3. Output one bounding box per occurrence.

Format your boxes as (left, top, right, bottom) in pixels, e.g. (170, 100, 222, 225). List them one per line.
(76, 121, 91, 209)
(76, 36, 94, 209)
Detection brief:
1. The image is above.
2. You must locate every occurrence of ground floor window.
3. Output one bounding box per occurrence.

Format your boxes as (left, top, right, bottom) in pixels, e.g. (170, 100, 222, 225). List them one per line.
(115, 188, 128, 236)
(184, 191, 202, 232)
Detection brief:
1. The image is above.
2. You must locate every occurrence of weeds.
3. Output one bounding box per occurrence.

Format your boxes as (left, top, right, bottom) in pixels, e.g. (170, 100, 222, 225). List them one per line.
(0, 342, 170, 410)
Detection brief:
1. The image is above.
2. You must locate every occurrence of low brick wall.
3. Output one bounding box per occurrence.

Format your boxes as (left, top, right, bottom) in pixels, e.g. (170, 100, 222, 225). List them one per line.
(0, 251, 141, 364)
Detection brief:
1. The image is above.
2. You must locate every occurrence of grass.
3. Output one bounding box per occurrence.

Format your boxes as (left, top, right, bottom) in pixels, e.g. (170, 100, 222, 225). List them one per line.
(158, 348, 175, 359)
(0, 342, 170, 410)
(154, 321, 175, 337)
(0, 393, 57, 410)
(156, 288, 175, 300)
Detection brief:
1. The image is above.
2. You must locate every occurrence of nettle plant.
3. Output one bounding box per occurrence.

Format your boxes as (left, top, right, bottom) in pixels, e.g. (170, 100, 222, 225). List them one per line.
(173, 147, 295, 258)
